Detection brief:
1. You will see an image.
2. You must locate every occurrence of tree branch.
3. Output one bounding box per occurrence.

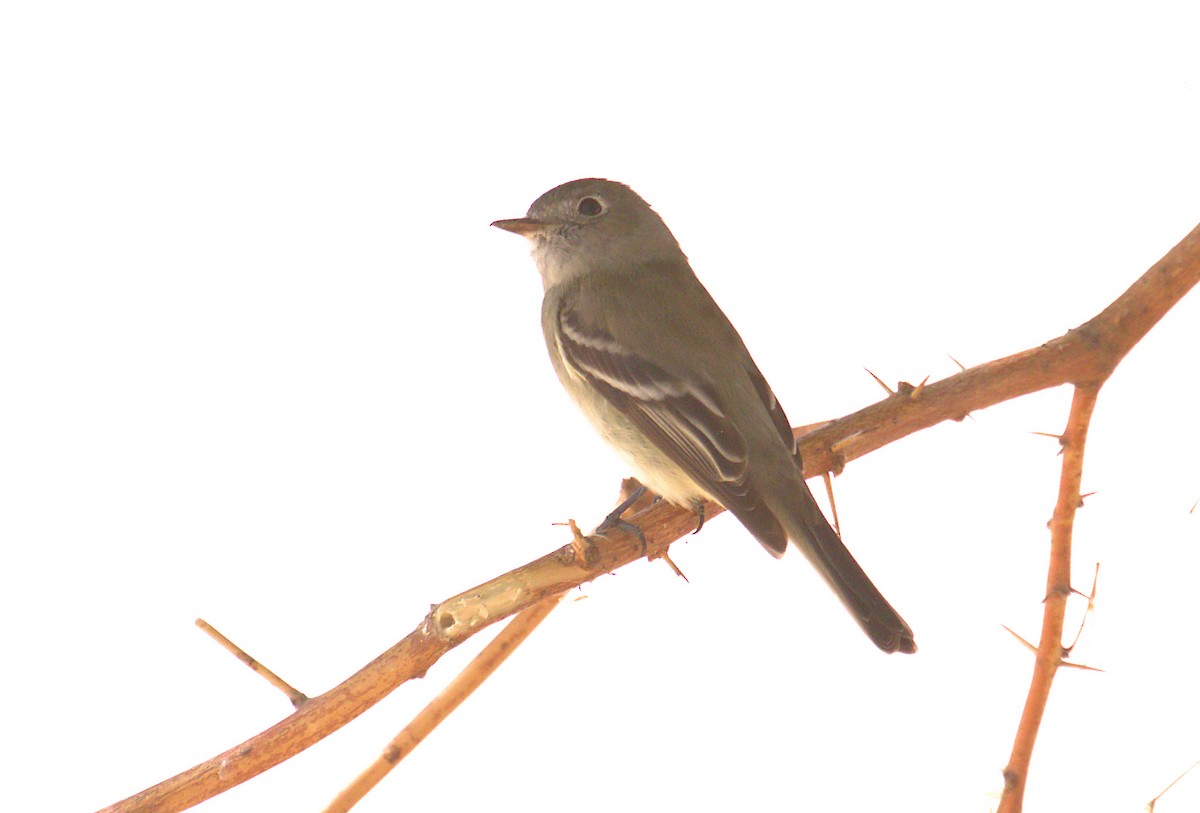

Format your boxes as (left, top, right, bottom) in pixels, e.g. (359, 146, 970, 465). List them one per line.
(323, 595, 563, 813)
(798, 221, 1200, 476)
(97, 222, 1200, 813)
(998, 383, 1100, 813)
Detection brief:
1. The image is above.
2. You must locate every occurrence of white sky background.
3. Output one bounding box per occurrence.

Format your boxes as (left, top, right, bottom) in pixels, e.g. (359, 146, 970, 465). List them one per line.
(3, 3, 1199, 812)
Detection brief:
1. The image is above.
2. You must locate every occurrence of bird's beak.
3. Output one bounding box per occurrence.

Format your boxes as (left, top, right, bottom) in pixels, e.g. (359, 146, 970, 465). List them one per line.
(491, 217, 545, 238)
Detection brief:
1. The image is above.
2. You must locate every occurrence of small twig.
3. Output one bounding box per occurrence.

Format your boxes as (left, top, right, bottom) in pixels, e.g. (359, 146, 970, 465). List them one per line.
(998, 384, 1101, 813)
(196, 619, 308, 708)
(1147, 755, 1200, 812)
(323, 596, 563, 813)
(799, 222, 1200, 477)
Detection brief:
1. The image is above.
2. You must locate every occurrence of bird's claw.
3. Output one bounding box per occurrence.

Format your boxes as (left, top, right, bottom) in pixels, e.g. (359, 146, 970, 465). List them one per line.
(594, 485, 649, 554)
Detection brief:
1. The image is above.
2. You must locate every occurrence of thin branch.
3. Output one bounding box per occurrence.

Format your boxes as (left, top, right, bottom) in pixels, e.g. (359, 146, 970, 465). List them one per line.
(97, 495, 707, 813)
(323, 596, 562, 813)
(798, 222, 1200, 476)
(196, 619, 309, 708)
(1147, 755, 1200, 812)
(96, 222, 1200, 813)
(998, 384, 1100, 813)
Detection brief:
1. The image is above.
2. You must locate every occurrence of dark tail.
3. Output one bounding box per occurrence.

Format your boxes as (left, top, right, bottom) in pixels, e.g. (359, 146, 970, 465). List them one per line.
(781, 486, 916, 654)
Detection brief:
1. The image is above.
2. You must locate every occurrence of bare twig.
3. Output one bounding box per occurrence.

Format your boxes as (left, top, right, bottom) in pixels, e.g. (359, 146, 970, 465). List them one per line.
(322, 596, 562, 813)
(998, 384, 1100, 813)
(1147, 755, 1200, 811)
(798, 222, 1200, 477)
(196, 619, 308, 708)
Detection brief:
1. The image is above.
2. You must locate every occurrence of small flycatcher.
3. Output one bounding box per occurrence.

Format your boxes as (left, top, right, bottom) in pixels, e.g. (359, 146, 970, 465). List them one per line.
(494, 179, 915, 654)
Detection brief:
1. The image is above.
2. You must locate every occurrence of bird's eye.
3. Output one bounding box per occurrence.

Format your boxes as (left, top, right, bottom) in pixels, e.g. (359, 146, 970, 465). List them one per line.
(577, 196, 603, 216)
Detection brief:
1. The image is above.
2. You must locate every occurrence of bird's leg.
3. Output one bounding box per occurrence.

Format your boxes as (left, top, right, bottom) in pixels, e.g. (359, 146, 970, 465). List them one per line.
(594, 485, 649, 552)
(690, 499, 706, 535)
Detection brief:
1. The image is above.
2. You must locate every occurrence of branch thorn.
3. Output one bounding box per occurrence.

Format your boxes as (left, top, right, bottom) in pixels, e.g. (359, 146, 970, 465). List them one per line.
(864, 367, 895, 395)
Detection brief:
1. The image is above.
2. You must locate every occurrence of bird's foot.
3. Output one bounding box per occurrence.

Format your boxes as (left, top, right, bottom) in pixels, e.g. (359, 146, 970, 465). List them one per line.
(594, 485, 649, 553)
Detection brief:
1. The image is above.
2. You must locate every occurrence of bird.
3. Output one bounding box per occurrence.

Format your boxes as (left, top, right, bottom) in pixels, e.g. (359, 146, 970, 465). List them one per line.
(492, 178, 915, 654)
